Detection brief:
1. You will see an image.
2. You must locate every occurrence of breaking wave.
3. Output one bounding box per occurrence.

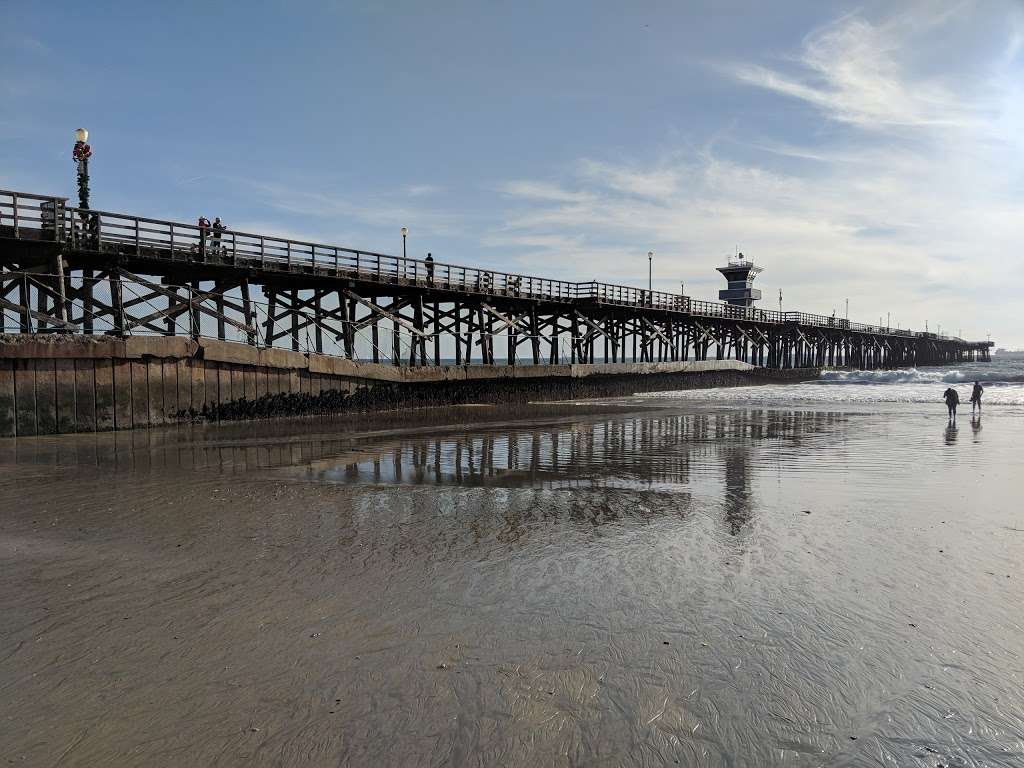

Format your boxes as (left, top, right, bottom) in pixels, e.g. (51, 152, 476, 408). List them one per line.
(640, 358, 1024, 408)
(817, 367, 1024, 385)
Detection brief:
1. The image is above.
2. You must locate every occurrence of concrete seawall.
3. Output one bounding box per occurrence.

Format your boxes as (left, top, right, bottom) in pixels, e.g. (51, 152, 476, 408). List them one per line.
(0, 335, 817, 437)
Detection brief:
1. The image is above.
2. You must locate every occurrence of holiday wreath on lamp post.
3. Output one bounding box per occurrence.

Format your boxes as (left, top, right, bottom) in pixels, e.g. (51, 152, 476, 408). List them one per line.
(72, 134, 92, 210)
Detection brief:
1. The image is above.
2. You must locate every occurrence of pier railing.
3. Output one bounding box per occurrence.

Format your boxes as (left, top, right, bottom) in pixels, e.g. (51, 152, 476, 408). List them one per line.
(0, 188, 968, 343)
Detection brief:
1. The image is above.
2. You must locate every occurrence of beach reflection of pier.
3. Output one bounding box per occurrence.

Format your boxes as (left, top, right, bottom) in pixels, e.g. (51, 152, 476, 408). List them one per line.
(0, 409, 847, 535)
(298, 410, 845, 490)
(0, 409, 846, 484)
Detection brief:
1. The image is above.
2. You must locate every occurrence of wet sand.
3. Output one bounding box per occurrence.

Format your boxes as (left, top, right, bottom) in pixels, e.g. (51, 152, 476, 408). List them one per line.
(1, 402, 1022, 766)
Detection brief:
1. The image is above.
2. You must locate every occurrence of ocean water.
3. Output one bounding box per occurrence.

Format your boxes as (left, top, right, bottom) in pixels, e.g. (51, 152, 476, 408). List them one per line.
(1, 360, 1022, 767)
(641, 354, 1024, 410)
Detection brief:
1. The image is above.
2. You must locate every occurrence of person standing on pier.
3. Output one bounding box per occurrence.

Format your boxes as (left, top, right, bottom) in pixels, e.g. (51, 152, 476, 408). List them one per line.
(425, 252, 434, 284)
(943, 386, 960, 421)
(971, 381, 984, 413)
(212, 217, 225, 256)
(197, 216, 211, 260)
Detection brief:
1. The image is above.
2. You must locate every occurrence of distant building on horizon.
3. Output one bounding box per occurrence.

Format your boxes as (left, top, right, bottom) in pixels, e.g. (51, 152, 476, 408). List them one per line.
(717, 253, 763, 308)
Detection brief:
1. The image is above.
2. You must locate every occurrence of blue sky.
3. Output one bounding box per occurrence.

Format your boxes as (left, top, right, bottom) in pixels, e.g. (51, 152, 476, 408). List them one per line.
(4, 0, 1023, 345)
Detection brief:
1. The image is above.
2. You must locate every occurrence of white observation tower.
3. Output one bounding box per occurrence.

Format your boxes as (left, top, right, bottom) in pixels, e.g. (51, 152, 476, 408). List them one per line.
(716, 253, 763, 308)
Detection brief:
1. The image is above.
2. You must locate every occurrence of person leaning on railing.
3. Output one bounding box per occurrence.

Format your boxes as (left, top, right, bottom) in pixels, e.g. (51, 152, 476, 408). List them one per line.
(88, 211, 101, 248)
(212, 217, 226, 258)
(196, 216, 211, 260)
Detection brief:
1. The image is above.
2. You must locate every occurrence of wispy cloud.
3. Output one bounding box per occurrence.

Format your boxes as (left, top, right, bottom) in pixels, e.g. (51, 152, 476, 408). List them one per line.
(404, 183, 444, 197)
(719, 4, 989, 131)
(489, 2, 1024, 342)
(238, 178, 467, 237)
(498, 180, 594, 203)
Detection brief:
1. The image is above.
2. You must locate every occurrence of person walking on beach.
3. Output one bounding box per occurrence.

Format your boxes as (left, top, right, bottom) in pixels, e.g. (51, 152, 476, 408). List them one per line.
(971, 381, 984, 413)
(943, 386, 960, 421)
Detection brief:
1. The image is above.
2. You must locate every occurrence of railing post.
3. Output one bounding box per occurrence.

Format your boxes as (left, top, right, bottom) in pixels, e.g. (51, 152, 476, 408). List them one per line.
(11, 193, 18, 238)
(135, 217, 140, 255)
(260, 237, 265, 266)
(170, 224, 175, 258)
(111, 273, 125, 336)
(286, 241, 291, 268)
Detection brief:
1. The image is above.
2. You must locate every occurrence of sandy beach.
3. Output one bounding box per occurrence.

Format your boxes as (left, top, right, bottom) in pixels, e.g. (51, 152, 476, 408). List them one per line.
(2, 390, 1022, 766)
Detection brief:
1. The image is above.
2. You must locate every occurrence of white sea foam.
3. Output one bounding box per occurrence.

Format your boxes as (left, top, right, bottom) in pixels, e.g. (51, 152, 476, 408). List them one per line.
(641, 359, 1024, 408)
(817, 367, 1024, 385)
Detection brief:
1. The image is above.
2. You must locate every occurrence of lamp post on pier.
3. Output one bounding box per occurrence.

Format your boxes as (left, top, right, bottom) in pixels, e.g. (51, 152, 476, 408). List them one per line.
(72, 128, 92, 210)
(401, 226, 408, 259)
(647, 251, 653, 293)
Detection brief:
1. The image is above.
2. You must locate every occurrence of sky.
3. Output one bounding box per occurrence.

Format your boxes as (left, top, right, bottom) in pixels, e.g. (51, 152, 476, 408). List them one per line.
(3, 0, 1023, 346)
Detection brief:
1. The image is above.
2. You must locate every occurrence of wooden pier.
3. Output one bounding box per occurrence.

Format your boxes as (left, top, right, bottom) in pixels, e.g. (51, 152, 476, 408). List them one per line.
(1, 188, 993, 372)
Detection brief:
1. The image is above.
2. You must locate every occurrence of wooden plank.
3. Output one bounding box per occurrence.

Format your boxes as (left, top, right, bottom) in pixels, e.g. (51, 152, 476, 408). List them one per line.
(231, 366, 244, 403)
(55, 359, 77, 433)
(0, 360, 15, 437)
(94, 359, 115, 431)
(176, 359, 190, 418)
(131, 361, 149, 428)
(218, 363, 232, 404)
(75, 360, 97, 432)
(147, 359, 164, 426)
(14, 361, 37, 436)
(112, 360, 133, 430)
(288, 369, 300, 394)
(190, 358, 205, 413)
(202, 364, 219, 411)
(162, 360, 178, 423)
(34, 359, 57, 435)
(204, 362, 219, 411)
(243, 367, 256, 400)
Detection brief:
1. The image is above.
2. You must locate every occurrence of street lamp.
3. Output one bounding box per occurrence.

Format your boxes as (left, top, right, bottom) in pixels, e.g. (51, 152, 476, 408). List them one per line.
(400, 226, 408, 259)
(779, 289, 783, 313)
(647, 251, 653, 292)
(72, 127, 92, 209)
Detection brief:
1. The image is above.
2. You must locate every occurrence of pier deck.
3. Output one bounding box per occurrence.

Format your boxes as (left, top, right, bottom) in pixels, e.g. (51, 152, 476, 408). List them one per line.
(1, 189, 992, 374)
